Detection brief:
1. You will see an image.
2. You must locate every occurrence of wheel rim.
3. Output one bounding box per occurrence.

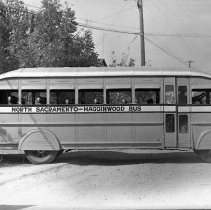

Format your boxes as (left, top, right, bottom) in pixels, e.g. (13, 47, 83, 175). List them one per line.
(32, 150, 50, 158)
(25, 150, 59, 164)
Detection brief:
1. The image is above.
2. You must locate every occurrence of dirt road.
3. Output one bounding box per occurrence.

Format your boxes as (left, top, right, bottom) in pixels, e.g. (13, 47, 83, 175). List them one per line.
(0, 150, 211, 209)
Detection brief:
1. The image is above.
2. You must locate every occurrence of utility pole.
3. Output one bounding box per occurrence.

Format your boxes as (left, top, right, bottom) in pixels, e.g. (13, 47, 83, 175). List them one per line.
(137, 0, 146, 66)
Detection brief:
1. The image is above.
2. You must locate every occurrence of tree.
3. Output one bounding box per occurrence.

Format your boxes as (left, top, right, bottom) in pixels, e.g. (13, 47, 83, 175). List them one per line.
(0, 0, 18, 72)
(6, 0, 31, 66)
(128, 58, 135, 67)
(70, 30, 99, 67)
(0, 0, 100, 70)
(30, 0, 99, 67)
(109, 51, 135, 67)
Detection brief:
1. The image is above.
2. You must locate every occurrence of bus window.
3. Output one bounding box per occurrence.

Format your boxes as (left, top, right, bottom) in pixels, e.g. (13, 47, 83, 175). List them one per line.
(192, 90, 207, 104)
(178, 86, 187, 105)
(0, 90, 18, 105)
(106, 89, 132, 105)
(165, 85, 175, 104)
(50, 90, 75, 105)
(179, 115, 188, 134)
(135, 89, 160, 104)
(22, 90, 46, 105)
(79, 89, 103, 104)
(165, 114, 175, 133)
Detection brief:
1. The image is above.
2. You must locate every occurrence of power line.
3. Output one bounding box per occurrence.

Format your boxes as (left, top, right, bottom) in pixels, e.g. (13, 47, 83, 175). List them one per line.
(5, 2, 211, 38)
(123, 35, 139, 62)
(78, 22, 211, 38)
(111, 4, 126, 24)
(78, 22, 138, 35)
(76, 17, 137, 31)
(147, 33, 211, 38)
(3, 1, 205, 69)
(144, 36, 188, 66)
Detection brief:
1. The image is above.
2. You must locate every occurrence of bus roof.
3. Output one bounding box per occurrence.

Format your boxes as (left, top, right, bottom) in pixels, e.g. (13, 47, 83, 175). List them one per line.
(0, 67, 210, 80)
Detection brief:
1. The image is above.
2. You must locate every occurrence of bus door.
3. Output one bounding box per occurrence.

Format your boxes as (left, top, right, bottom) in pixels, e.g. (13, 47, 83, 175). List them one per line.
(177, 78, 191, 148)
(164, 78, 177, 148)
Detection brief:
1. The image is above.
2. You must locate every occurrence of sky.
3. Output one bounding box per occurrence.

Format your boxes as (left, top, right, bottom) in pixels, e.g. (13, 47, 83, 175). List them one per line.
(22, 0, 211, 72)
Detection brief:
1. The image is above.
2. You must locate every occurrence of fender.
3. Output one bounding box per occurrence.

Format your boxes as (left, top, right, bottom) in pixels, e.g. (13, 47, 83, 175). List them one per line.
(19, 129, 61, 151)
(195, 129, 211, 150)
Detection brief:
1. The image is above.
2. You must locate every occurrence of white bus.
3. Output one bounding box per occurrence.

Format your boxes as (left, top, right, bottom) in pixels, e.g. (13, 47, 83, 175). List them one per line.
(0, 67, 211, 164)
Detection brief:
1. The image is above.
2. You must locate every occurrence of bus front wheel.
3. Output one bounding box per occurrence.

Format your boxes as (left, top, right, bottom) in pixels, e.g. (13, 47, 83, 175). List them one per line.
(25, 150, 59, 164)
(195, 150, 211, 163)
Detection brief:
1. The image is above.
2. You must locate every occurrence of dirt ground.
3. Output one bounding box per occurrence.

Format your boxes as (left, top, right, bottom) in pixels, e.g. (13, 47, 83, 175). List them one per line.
(0, 150, 211, 209)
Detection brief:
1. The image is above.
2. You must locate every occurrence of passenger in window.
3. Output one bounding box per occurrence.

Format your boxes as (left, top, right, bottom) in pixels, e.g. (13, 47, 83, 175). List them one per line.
(93, 98, 98, 104)
(8, 95, 18, 105)
(122, 99, 127, 104)
(8, 95, 12, 105)
(35, 97, 42, 105)
(65, 98, 70, 105)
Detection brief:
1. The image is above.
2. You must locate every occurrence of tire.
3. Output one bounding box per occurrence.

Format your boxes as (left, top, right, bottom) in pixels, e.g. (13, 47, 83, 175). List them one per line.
(25, 150, 59, 164)
(194, 150, 211, 163)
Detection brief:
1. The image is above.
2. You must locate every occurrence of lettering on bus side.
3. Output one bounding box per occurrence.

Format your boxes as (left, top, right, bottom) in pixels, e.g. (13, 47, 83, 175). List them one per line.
(36, 106, 79, 113)
(83, 106, 141, 112)
(11, 105, 142, 113)
(129, 106, 141, 112)
(12, 107, 32, 113)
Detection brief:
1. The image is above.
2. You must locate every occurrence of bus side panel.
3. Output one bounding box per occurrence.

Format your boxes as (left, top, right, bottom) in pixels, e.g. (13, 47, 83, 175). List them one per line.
(191, 77, 211, 149)
(20, 113, 47, 137)
(48, 113, 75, 145)
(133, 112, 163, 148)
(0, 113, 19, 144)
(0, 79, 19, 149)
(191, 113, 211, 149)
(106, 113, 133, 146)
(76, 113, 105, 147)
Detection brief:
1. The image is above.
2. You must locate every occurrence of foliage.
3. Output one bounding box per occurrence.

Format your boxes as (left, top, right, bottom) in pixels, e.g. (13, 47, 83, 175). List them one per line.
(109, 51, 135, 67)
(0, 0, 100, 72)
(128, 58, 135, 67)
(0, 0, 18, 72)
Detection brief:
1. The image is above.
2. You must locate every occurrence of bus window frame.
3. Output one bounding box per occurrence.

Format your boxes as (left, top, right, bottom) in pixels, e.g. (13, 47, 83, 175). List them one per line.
(135, 88, 160, 105)
(164, 84, 175, 104)
(106, 88, 132, 105)
(50, 89, 75, 105)
(192, 89, 211, 105)
(178, 85, 188, 105)
(0, 89, 19, 105)
(21, 89, 47, 105)
(78, 89, 104, 105)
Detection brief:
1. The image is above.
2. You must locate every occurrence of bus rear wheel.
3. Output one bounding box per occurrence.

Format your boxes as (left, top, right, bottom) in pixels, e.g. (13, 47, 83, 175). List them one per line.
(25, 150, 59, 164)
(195, 150, 211, 163)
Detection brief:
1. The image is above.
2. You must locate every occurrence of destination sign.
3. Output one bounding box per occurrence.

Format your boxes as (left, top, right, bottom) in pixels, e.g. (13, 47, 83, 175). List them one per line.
(9, 105, 142, 113)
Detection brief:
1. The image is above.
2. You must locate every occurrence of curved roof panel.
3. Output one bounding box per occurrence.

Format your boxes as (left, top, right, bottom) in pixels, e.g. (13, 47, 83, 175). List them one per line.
(0, 67, 210, 79)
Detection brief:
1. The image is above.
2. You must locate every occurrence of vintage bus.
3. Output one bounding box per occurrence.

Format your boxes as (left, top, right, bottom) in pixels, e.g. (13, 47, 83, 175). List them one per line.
(0, 67, 211, 164)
